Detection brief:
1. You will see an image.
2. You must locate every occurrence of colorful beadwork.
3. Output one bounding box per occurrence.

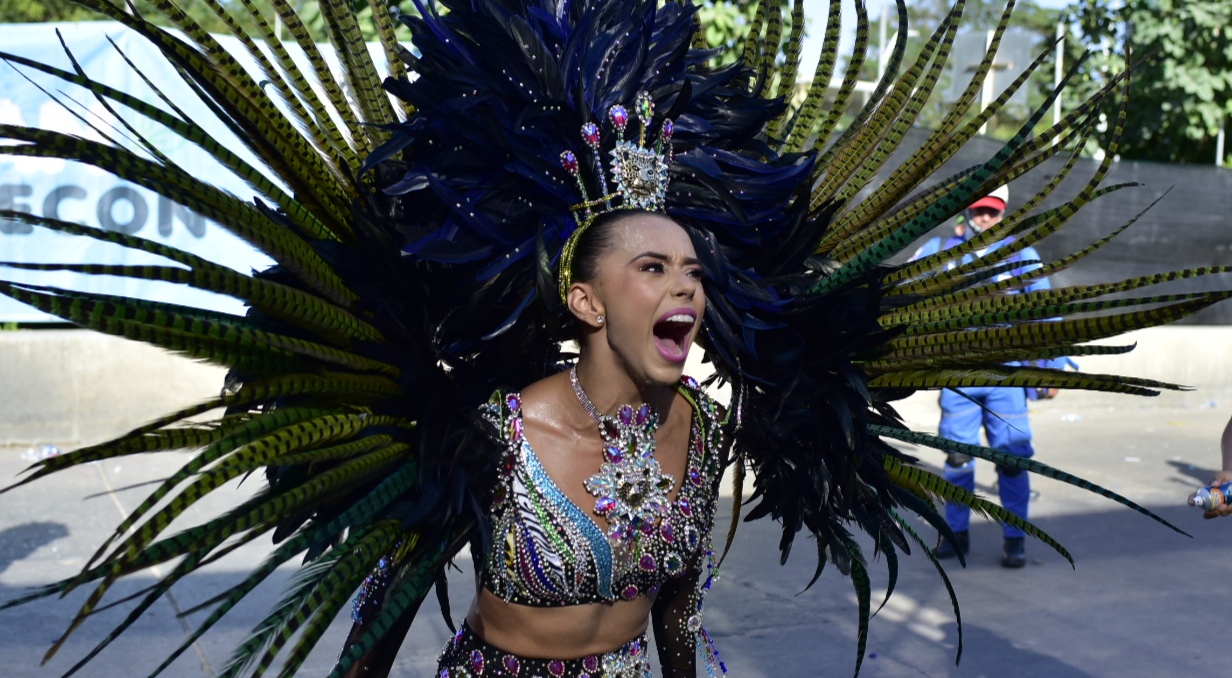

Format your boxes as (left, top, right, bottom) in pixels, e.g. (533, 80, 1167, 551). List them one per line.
(438, 623, 652, 678)
(478, 377, 724, 607)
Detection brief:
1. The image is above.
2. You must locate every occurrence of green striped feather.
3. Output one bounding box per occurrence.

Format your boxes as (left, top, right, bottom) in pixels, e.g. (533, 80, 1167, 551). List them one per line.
(329, 527, 473, 677)
(866, 366, 1179, 396)
(253, 523, 404, 677)
(825, 1, 1038, 241)
(75, 0, 358, 219)
(0, 210, 381, 342)
(878, 426, 1188, 538)
(816, 0, 965, 205)
(317, 0, 396, 148)
(766, 0, 806, 141)
(892, 510, 963, 662)
(800, 0, 870, 158)
(884, 457, 1073, 564)
(783, 0, 844, 151)
(147, 465, 419, 677)
(843, 533, 872, 678)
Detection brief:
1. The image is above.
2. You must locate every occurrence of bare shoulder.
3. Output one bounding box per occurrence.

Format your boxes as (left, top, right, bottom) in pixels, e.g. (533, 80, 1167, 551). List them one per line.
(518, 371, 573, 424)
(517, 372, 590, 457)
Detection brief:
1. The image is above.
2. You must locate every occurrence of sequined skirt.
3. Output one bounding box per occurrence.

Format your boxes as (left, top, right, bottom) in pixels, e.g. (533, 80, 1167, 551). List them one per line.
(437, 622, 653, 678)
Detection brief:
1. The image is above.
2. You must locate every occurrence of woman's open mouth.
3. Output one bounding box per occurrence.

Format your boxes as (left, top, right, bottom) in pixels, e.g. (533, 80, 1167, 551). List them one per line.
(652, 308, 696, 363)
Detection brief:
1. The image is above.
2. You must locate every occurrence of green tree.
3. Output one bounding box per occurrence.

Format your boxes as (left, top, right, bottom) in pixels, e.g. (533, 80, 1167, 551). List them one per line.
(697, 0, 757, 63)
(1062, 0, 1232, 165)
(0, 0, 99, 23)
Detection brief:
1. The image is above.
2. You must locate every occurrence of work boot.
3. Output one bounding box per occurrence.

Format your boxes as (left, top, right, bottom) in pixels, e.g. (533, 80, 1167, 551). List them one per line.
(934, 530, 969, 559)
(1001, 537, 1026, 568)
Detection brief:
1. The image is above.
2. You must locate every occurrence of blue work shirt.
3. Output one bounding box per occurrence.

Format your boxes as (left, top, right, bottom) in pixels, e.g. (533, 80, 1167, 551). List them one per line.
(911, 227, 1076, 388)
(910, 229, 1051, 294)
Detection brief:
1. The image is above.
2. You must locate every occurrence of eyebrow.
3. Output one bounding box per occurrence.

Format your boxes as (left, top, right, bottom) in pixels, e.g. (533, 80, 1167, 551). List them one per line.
(630, 251, 701, 266)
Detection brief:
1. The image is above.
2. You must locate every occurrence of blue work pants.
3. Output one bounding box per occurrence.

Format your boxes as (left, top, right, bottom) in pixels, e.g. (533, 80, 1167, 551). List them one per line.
(938, 386, 1034, 538)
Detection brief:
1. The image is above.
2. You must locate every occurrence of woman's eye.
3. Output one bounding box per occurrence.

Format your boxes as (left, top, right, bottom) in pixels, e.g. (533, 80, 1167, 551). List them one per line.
(687, 268, 704, 279)
(641, 262, 665, 273)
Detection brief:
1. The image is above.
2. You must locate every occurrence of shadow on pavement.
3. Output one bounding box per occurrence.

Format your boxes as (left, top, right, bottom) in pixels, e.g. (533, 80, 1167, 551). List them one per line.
(0, 522, 69, 576)
(935, 622, 1097, 678)
(0, 497, 1227, 677)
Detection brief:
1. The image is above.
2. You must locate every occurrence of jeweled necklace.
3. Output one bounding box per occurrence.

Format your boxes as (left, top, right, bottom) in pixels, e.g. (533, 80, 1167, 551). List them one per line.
(570, 367, 675, 546)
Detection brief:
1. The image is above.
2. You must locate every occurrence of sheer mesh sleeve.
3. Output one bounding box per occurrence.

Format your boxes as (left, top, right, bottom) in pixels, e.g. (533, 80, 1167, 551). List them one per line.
(651, 568, 702, 677)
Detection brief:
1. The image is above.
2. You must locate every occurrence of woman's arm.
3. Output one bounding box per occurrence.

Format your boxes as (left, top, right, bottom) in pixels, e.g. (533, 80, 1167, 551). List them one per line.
(651, 570, 700, 678)
(338, 607, 417, 678)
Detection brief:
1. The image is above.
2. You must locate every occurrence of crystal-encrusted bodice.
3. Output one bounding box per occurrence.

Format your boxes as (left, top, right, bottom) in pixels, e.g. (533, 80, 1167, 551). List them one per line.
(478, 377, 725, 607)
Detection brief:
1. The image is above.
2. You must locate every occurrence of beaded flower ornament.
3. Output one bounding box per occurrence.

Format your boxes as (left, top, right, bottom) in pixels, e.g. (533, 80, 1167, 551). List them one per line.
(571, 368, 676, 553)
(557, 91, 674, 303)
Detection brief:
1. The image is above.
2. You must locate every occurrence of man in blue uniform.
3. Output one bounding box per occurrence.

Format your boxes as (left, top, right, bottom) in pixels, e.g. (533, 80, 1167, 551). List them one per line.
(911, 186, 1055, 568)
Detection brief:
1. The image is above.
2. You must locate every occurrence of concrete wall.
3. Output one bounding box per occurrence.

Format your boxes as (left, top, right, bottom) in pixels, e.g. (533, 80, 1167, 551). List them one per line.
(0, 330, 227, 446)
(1, 326, 1229, 447)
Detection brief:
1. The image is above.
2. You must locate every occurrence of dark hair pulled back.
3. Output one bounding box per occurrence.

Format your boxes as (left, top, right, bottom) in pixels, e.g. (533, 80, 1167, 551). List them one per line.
(566, 209, 660, 286)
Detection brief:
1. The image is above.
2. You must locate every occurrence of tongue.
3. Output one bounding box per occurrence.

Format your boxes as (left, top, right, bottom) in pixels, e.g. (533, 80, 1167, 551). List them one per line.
(655, 335, 684, 358)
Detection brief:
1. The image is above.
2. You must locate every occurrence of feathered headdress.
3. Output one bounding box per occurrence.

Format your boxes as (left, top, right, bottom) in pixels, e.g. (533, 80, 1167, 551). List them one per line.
(0, 0, 1229, 676)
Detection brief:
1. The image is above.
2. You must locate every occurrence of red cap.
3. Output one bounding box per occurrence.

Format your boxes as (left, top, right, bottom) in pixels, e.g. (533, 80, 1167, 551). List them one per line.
(968, 195, 1005, 212)
(968, 185, 1008, 212)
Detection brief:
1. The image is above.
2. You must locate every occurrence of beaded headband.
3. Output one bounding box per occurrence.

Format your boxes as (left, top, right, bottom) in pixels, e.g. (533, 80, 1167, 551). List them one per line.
(557, 92, 674, 303)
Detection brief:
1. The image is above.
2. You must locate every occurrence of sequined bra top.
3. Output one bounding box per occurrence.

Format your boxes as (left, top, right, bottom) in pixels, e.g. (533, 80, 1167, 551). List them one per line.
(478, 377, 726, 607)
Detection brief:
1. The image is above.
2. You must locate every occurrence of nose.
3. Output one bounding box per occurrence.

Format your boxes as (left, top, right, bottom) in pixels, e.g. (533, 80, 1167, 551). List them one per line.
(671, 268, 699, 299)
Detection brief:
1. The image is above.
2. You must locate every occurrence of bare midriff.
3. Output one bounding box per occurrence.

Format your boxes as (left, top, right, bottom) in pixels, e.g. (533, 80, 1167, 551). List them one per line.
(465, 585, 654, 658)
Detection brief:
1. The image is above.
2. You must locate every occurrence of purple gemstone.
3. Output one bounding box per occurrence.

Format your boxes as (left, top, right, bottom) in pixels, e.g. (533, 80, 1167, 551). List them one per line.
(689, 467, 702, 486)
(678, 497, 692, 516)
(605, 445, 623, 463)
(470, 649, 484, 674)
(622, 584, 639, 600)
(507, 393, 521, 411)
(648, 583, 662, 595)
(683, 375, 698, 389)
(641, 519, 655, 535)
(548, 659, 565, 677)
(581, 122, 600, 148)
(510, 417, 523, 443)
(618, 405, 633, 425)
(631, 639, 642, 655)
(610, 105, 628, 130)
(635, 404, 650, 425)
(439, 670, 449, 678)
(662, 118, 674, 139)
(595, 496, 616, 514)
(583, 655, 600, 672)
(661, 522, 675, 543)
(503, 655, 520, 675)
(639, 554, 656, 571)
(559, 150, 579, 175)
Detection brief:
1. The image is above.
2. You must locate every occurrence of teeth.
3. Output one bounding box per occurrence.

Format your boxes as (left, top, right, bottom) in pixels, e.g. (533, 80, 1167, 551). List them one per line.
(663, 314, 694, 324)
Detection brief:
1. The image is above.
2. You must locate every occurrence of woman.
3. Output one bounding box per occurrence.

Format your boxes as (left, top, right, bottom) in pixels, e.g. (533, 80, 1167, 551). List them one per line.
(3, 1, 1215, 676)
(347, 210, 728, 677)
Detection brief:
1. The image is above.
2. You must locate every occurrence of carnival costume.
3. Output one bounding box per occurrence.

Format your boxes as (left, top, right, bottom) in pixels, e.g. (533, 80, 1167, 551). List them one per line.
(1, 0, 1230, 676)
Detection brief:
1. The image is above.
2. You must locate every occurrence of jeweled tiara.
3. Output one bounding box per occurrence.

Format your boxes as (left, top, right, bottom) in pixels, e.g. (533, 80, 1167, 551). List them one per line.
(558, 92, 673, 303)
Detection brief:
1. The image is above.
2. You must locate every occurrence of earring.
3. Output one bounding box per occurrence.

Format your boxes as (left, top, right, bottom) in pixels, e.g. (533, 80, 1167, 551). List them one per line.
(596, 315, 605, 326)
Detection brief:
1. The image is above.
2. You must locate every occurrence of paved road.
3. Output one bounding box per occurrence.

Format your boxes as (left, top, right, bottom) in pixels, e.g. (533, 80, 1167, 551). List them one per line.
(1, 393, 1229, 677)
